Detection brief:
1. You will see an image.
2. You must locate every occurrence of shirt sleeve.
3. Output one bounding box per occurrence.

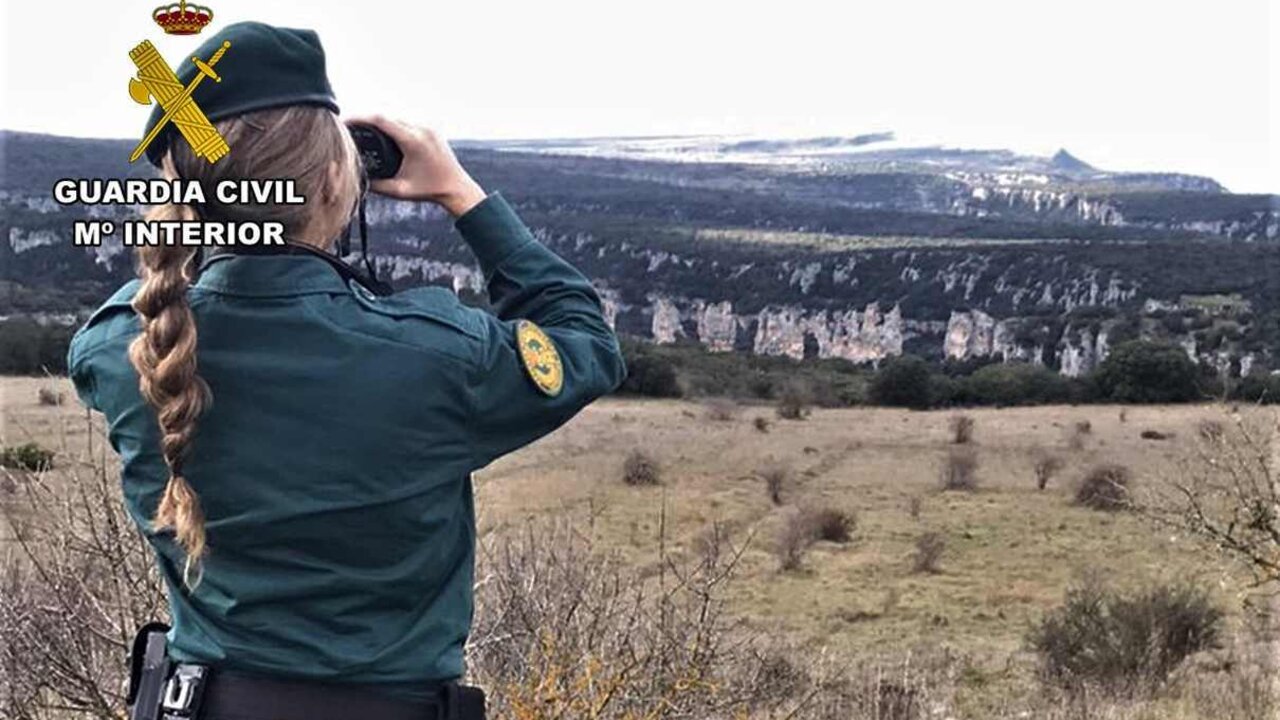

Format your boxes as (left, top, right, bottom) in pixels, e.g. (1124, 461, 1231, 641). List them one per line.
(455, 192, 626, 469)
(66, 331, 99, 411)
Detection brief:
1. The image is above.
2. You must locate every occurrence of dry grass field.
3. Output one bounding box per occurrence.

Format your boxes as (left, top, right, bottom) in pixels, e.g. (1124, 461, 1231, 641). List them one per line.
(2, 374, 1276, 718)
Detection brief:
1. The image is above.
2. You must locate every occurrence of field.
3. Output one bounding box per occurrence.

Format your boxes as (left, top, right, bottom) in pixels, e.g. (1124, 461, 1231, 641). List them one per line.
(2, 375, 1276, 718)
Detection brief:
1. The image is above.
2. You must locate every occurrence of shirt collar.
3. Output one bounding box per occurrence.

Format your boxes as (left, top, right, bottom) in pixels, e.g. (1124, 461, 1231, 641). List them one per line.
(193, 252, 352, 297)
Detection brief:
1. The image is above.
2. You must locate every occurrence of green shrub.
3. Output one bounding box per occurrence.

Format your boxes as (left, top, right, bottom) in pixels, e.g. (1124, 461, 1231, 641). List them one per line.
(613, 339, 871, 407)
(0, 443, 55, 472)
(1233, 371, 1280, 404)
(1092, 340, 1200, 403)
(0, 320, 76, 375)
(958, 362, 1073, 406)
(1028, 579, 1223, 695)
(618, 349, 682, 398)
(870, 355, 934, 409)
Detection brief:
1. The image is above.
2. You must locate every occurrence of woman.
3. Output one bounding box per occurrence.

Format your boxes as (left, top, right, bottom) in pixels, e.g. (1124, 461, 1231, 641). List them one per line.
(68, 22, 625, 720)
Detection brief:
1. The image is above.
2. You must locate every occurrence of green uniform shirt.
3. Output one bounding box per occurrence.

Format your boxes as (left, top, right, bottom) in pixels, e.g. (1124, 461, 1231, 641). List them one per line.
(66, 193, 625, 698)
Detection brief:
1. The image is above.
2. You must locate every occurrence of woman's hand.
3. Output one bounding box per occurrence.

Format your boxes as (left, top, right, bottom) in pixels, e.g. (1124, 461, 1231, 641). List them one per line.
(344, 116, 487, 218)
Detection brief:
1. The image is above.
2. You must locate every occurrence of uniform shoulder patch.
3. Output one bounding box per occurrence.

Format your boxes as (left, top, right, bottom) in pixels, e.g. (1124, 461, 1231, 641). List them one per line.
(516, 320, 564, 397)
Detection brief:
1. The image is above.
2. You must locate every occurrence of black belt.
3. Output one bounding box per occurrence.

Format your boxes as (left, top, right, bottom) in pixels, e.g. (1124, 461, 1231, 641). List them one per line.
(127, 623, 484, 720)
(195, 668, 481, 720)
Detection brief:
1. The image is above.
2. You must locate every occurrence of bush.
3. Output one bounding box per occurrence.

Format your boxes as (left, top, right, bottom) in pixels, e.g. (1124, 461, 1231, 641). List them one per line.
(939, 448, 980, 491)
(804, 507, 856, 543)
(0, 319, 76, 375)
(753, 416, 771, 433)
(777, 510, 817, 571)
(1075, 464, 1131, 511)
(37, 387, 65, 406)
(759, 463, 791, 505)
(912, 532, 946, 574)
(1197, 418, 1225, 443)
(1033, 453, 1065, 491)
(775, 383, 812, 420)
(622, 450, 662, 486)
(703, 398, 738, 422)
(1067, 421, 1091, 451)
(1232, 371, 1280, 404)
(870, 355, 934, 410)
(618, 344, 683, 398)
(1028, 578, 1224, 695)
(1140, 429, 1170, 441)
(949, 415, 975, 444)
(0, 443, 55, 472)
(958, 362, 1074, 406)
(1093, 340, 1200, 403)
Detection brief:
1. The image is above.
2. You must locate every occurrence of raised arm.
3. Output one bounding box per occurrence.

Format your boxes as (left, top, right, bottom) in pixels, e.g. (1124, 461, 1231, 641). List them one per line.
(455, 193, 626, 465)
(347, 116, 626, 468)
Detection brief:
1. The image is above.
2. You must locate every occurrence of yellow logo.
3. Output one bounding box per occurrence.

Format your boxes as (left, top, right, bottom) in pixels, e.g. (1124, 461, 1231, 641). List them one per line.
(127, 40, 231, 164)
(516, 320, 564, 397)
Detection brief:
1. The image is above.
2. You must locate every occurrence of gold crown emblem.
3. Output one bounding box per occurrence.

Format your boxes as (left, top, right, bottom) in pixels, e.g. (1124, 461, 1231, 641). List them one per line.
(152, 1, 213, 35)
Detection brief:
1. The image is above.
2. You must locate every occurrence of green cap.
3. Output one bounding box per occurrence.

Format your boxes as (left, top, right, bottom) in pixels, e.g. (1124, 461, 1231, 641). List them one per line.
(143, 21, 340, 167)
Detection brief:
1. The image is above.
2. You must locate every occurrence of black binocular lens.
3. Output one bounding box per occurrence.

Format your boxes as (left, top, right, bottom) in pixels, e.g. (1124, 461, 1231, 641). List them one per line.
(348, 124, 404, 180)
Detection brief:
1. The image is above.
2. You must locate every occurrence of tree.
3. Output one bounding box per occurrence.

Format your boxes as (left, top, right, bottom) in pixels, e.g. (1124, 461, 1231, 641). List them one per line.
(1093, 340, 1199, 403)
(870, 354, 934, 409)
(959, 362, 1072, 406)
(617, 342, 682, 398)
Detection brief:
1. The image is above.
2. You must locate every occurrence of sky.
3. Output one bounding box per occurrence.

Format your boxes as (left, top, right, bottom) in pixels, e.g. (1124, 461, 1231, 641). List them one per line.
(2, 0, 1276, 192)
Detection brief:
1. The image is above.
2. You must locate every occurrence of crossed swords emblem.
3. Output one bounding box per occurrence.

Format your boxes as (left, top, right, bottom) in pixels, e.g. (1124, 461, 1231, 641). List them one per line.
(127, 39, 232, 164)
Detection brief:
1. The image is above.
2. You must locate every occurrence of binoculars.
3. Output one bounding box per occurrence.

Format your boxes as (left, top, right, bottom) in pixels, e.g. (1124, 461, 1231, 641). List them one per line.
(348, 123, 403, 180)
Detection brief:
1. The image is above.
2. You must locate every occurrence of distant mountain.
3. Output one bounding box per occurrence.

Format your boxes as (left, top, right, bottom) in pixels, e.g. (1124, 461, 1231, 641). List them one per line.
(461, 132, 1229, 195)
(3, 130, 1278, 376)
(1050, 149, 1094, 173)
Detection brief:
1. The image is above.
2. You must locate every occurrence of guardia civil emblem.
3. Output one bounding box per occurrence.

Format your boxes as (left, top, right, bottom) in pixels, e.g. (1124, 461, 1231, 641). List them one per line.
(516, 320, 563, 397)
(127, 39, 232, 164)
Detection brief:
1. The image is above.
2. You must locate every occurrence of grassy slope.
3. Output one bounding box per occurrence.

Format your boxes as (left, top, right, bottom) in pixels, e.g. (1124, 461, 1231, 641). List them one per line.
(1, 376, 1264, 715)
(469, 395, 1254, 708)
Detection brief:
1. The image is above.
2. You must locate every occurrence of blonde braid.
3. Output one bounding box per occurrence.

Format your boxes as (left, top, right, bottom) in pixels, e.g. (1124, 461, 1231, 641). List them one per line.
(127, 202, 212, 586)
(121, 105, 361, 586)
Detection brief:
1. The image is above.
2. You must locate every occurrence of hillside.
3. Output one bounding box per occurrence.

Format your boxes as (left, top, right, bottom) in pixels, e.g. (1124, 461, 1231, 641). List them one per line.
(2, 130, 1277, 375)
(1, 376, 1269, 717)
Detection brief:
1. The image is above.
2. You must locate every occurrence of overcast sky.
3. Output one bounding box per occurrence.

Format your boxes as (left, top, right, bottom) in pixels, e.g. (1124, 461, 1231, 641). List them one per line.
(2, 0, 1276, 192)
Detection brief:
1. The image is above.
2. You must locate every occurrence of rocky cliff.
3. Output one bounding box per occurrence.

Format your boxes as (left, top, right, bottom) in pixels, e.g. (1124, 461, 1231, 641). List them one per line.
(2, 131, 1276, 376)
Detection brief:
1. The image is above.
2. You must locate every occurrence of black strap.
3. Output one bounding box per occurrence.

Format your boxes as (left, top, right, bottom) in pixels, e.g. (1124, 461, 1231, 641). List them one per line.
(178, 169, 387, 297)
(197, 241, 393, 297)
(359, 194, 377, 281)
(194, 668, 480, 720)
